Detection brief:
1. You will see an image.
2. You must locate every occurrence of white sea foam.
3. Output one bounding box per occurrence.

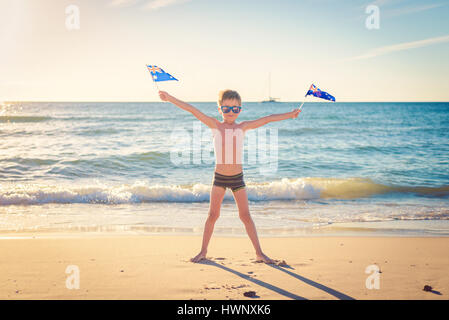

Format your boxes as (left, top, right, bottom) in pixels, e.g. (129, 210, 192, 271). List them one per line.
(0, 178, 323, 205)
(1, 177, 447, 206)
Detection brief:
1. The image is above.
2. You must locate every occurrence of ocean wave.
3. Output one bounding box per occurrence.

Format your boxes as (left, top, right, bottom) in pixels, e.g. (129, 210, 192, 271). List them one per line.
(0, 157, 60, 166)
(0, 177, 448, 205)
(0, 115, 52, 123)
(59, 151, 170, 167)
(53, 115, 177, 122)
(307, 177, 449, 198)
(74, 127, 131, 136)
(279, 127, 356, 136)
(0, 151, 171, 170)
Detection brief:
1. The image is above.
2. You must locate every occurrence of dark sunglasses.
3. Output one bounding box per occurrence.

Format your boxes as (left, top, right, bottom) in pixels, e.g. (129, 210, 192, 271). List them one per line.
(220, 106, 242, 114)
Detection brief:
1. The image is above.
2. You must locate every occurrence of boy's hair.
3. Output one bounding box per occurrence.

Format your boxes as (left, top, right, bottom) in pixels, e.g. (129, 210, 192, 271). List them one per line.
(217, 89, 241, 106)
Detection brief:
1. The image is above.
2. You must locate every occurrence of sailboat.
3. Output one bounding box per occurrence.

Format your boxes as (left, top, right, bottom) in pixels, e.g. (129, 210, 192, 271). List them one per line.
(261, 72, 280, 103)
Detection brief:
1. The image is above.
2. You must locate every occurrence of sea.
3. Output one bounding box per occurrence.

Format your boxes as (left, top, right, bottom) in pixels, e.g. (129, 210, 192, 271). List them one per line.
(1, 101, 448, 237)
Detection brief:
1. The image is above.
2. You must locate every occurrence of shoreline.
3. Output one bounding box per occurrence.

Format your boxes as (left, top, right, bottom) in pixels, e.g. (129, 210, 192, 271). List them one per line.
(1, 219, 448, 238)
(1, 235, 447, 299)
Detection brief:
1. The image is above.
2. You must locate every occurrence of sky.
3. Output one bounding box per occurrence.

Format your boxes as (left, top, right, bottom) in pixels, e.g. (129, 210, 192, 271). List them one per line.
(0, 0, 448, 102)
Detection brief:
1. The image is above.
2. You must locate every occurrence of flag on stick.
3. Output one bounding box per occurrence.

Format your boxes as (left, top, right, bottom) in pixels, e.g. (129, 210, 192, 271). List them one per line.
(298, 83, 336, 112)
(146, 65, 178, 82)
(305, 84, 335, 101)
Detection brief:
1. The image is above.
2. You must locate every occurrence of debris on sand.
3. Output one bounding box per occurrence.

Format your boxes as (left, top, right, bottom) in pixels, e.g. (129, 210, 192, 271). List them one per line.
(243, 291, 257, 297)
(423, 285, 433, 292)
(276, 260, 288, 266)
(253, 259, 288, 266)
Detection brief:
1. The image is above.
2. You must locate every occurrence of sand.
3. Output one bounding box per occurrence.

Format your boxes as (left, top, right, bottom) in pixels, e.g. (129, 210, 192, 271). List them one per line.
(0, 234, 448, 300)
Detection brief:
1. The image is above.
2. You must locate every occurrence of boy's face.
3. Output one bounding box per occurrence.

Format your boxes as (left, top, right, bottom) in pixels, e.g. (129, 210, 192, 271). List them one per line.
(218, 98, 242, 121)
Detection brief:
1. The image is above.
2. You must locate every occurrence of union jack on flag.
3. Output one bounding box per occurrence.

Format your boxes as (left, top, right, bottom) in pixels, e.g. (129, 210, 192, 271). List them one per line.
(306, 84, 335, 102)
(146, 65, 178, 82)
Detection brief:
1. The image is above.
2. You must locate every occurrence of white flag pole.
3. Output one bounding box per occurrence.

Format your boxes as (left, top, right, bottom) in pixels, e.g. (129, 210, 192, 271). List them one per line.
(294, 96, 307, 120)
(299, 84, 313, 111)
(296, 85, 311, 119)
(298, 96, 307, 111)
(295, 84, 312, 119)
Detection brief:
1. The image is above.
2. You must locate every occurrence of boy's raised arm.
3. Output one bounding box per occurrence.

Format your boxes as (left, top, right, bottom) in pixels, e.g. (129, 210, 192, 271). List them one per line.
(159, 91, 218, 129)
(241, 109, 301, 131)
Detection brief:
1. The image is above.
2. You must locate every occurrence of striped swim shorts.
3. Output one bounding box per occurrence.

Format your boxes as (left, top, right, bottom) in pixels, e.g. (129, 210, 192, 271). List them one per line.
(213, 171, 246, 192)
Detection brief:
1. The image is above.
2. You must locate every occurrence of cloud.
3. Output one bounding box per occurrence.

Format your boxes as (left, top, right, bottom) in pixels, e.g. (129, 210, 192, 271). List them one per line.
(385, 2, 447, 17)
(369, 0, 397, 6)
(144, 0, 192, 10)
(109, 0, 191, 10)
(109, 0, 140, 7)
(359, 0, 400, 10)
(357, 1, 446, 20)
(346, 34, 449, 61)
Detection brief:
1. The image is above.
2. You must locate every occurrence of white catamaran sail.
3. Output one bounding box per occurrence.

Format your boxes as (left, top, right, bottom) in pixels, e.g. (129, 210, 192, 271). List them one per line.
(261, 72, 280, 103)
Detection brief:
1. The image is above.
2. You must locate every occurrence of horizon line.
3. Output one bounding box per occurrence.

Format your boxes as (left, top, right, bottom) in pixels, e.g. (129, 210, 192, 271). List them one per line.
(2, 100, 449, 104)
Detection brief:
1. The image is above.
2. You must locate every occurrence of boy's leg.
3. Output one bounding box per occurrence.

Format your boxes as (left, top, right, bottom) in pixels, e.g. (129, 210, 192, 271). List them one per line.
(232, 188, 275, 264)
(190, 185, 226, 263)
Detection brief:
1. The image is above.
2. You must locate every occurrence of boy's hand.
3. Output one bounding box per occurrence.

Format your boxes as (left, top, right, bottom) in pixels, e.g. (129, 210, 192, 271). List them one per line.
(291, 108, 301, 119)
(159, 90, 171, 102)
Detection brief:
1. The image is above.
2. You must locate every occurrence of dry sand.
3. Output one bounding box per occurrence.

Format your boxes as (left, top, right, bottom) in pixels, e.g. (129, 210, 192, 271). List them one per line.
(0, 234, 448, 299)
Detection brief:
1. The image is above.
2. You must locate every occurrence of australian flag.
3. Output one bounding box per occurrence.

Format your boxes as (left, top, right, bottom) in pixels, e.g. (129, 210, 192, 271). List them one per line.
(306, 84, 335, 102)
(146, 65, 178, 82)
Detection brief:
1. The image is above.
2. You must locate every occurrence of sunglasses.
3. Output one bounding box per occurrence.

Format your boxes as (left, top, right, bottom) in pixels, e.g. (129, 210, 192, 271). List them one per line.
(220, 106, 242, 114)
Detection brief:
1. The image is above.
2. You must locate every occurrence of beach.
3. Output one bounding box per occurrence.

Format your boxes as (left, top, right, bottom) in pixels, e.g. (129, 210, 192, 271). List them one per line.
(1, 234, 447, 300)
(1, 101, 448, 300)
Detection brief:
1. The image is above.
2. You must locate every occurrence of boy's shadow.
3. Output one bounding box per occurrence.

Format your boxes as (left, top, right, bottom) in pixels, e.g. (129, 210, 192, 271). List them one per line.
(265, 262, 355, 300)
(196, 259, 355, 300)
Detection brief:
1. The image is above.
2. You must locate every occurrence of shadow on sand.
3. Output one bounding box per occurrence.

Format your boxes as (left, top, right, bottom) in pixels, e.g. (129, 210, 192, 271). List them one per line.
(197, 259, 355, 300)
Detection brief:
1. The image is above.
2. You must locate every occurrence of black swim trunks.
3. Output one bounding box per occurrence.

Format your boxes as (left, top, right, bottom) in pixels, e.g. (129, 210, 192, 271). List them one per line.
(213, 172, 246, 192)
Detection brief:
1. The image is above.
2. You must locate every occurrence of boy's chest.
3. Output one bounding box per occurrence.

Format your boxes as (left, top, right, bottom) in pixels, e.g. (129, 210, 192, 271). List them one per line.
(211, 127, 245, 144)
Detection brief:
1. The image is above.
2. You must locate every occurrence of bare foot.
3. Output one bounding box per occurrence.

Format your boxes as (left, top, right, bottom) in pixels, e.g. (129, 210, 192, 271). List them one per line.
(255, 252, 276, 264)
(190, 251, 207, 263)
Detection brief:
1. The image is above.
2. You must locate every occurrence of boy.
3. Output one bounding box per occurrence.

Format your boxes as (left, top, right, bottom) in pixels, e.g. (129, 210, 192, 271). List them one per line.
(159, 89, 301, 263)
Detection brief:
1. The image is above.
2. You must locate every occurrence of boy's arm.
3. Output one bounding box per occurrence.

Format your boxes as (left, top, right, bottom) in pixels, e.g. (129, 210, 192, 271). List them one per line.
(241, 109, 301, 131)
(159, 91, 218, 129)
